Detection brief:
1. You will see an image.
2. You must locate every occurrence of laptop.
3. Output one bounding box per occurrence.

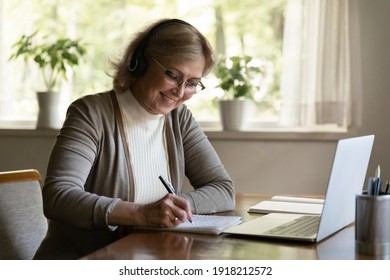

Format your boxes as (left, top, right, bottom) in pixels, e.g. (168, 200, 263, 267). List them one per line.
(224, 135, 375, 242)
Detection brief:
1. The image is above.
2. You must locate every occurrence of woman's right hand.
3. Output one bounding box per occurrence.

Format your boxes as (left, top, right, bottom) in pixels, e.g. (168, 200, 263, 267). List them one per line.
(108, 194, 193, 228)
(137, 194, 193, 228)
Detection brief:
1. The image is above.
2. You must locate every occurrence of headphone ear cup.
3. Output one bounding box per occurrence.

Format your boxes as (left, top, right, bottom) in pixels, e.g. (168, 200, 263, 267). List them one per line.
(129, 54, 148, 77)
(134, 55, 147, 76)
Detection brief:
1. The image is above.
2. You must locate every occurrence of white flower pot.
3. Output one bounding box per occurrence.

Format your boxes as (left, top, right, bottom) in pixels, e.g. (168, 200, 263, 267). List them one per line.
(218, 99, 249, 131)
(36, 91, 62, 129)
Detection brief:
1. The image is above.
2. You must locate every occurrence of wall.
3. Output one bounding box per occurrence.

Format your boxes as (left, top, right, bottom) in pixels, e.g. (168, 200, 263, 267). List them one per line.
(1, 0, 390, 196)
(358, 0, 390, 179)
(0, 130, 56, 178)
(204, 133, 338, 195)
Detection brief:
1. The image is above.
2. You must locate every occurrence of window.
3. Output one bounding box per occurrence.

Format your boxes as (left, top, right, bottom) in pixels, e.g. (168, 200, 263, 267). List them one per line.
(0, 0, 285, 128)
(1, 0, 356, 131)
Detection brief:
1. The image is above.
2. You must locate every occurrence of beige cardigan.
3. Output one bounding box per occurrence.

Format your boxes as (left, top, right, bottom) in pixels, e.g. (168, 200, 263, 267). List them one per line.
(34, 90, 235, 259)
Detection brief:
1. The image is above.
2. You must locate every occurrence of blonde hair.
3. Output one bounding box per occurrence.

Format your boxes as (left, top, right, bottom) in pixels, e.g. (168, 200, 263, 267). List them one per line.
(111, 18, 215, 93)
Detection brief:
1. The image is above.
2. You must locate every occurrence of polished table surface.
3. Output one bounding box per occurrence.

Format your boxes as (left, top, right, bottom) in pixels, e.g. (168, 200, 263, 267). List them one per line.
(81, 193, 380, 260)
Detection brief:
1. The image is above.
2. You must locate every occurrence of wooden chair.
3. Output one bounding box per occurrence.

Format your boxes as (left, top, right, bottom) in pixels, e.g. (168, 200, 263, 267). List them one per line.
(0, 169, 48, 259)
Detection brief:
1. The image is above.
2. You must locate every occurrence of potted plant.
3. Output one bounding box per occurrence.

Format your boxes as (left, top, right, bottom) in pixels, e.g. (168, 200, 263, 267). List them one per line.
(214, 55, 261, 131)
(9, 31, 86, 129)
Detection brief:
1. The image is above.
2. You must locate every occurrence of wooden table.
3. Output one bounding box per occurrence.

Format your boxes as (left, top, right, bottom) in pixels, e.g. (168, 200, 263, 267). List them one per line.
(81, 193, 380, 260)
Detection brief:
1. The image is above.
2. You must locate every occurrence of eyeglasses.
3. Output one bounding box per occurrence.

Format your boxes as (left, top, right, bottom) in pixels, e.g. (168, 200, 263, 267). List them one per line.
(152, 57, 205, 94)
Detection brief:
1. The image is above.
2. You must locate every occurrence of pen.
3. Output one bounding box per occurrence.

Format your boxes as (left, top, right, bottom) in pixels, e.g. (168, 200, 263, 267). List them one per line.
(367, 165, 381, 196)
(373, 177, 381, 195)
(159, 175, 176, 195)
(374, 165, 381, 195)
(367, 177, 375, 195)
(158, 175, 194, 225)
(375, 165, 381, 179)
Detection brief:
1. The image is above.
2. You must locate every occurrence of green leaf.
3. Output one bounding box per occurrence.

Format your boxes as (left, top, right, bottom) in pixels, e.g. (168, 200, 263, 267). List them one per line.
(214, 55, 259, 100)
(8, 31, 87, 91)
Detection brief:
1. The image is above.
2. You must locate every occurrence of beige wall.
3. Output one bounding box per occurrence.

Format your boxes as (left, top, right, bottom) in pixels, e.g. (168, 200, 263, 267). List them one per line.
(1, 0, 389, 196)
(0, 130, 56, 179)
(203, 134, 338, 195)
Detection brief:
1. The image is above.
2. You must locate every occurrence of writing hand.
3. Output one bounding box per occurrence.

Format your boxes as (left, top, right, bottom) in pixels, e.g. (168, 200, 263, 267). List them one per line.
(138, 194, 193, 228)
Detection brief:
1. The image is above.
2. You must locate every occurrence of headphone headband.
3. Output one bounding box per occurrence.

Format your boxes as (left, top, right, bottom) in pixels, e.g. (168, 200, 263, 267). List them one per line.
(128, 19, 193, 77)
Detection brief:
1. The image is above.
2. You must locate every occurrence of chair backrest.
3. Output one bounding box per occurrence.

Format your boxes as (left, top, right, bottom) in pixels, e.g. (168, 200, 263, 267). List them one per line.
(0, 169, 48, 259)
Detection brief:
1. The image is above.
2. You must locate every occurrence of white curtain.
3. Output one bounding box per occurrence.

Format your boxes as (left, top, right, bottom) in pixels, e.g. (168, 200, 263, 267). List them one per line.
(279, 0, 362, 128)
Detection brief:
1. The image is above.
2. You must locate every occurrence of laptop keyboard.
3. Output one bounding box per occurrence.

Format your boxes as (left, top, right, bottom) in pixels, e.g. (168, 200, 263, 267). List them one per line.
(264, 215, 320, 237)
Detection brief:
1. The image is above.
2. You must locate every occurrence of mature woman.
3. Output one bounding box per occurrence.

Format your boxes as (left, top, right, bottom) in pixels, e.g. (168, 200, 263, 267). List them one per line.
(34, 18, 235, 259)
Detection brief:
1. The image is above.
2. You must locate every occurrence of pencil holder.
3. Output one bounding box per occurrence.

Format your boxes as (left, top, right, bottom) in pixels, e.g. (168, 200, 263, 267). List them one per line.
(355, 193, 390, 256)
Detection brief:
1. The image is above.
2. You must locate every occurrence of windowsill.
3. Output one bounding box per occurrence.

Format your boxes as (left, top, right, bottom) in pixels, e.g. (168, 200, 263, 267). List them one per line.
(0, 125, 358, 141)
(0, 127, 59, 137)
(204, 128, 356, 141)
(200, 121, 358, 141)
(205, 128, 358, 141)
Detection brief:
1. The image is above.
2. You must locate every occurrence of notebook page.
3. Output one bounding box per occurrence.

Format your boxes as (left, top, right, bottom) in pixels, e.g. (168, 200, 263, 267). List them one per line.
(178, 215, 240, 228)
(137, 215, 242, 235)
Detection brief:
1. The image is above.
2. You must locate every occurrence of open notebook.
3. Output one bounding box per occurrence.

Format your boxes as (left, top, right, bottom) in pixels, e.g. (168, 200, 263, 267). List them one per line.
(138, 214, 242, 235)
(224, 135, 375, 242)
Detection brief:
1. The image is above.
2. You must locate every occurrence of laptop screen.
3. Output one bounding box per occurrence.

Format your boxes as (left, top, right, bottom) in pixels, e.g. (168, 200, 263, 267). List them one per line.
(316, 135, 374, 241)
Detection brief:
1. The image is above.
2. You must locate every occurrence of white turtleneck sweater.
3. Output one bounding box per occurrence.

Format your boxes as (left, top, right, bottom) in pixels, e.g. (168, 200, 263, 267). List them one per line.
(116, 90, 170, 204)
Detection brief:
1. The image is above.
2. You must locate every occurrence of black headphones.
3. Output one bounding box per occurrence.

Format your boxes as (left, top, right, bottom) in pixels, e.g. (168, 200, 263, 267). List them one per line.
(128, 19, 193, 77)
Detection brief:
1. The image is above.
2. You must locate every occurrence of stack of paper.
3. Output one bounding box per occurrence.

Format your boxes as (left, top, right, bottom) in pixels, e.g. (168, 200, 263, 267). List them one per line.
(248, 196, 324, 215)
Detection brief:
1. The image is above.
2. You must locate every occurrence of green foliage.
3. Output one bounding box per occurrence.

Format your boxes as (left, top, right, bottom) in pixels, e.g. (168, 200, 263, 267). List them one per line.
(214, 55, 263, 100)
(9, 31, 87, 92)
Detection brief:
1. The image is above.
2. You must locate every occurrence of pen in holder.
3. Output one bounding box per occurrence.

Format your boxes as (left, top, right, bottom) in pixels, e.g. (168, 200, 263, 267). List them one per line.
(355, 192, 390, 256)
